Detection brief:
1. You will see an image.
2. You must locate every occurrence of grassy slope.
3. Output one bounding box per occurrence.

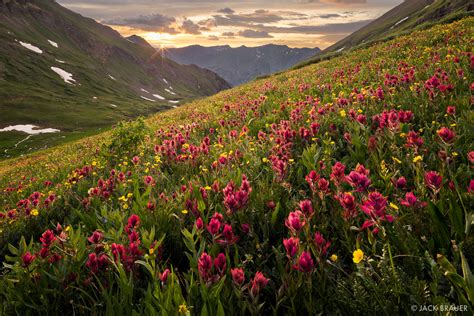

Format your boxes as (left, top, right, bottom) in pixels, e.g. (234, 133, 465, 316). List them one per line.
(0, 17, 472, 314)
(0, 0, 229, 158)
(298, 0, 473, 68)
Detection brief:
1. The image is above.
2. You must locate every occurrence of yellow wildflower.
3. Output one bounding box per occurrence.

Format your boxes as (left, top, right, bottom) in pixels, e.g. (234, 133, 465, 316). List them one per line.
(413, 156, 423, 163)
(31, 209, 39, 216)
(330, 254, 338, 262)
(181, 210, 188, 215)
(353, 249, 364, 264)
(178, 304, 189, 314)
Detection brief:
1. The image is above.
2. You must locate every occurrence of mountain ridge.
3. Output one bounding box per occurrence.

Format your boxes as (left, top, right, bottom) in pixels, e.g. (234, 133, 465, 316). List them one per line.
(162, 44, 320, 86)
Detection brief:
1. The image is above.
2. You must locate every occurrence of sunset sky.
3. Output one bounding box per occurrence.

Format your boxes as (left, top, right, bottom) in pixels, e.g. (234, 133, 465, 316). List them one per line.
(58, 0, 402, 49)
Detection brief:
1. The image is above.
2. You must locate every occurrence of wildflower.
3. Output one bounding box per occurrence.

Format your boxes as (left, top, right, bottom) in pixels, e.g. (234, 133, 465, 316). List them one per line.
(413, 155, 423, 163)
(283, 237, 299, 258)
(217, 224, 238, 245)
(296, 251, 314, 273)
(314, 232, 331, 255)
(198, 252, 213, 281)
(87, 230, 104, 244)
(336, 192, 357, 219)
(127, 214, 140, 229)
(40, 230, 56, 248)
(285, 211, 306, 233)
(31, 209, 39, 216)
(178, 304, 189, 314)
(298, 200, 313, 216)
(425, 171, 443, 191)
(214, 253, 227, 276)
(353, 249, 364, 264)
(437, 127, 455, 143)
(250, 272, 269, 296)
(86, 253, 99, 273)
(160, 268, 170, 284)
(144, 175, 154, 186)
(446, 106, 456, 115)
(360, 192, 389, 219)
(395, 176, 407, 189)
(195, 217, 204, 230)
(346, 171, 371, 192)
(207, 218, 221, 236)
(330, 254, 338, 262)
(231, 268, 245, 286)
(22, 252, 36, 267)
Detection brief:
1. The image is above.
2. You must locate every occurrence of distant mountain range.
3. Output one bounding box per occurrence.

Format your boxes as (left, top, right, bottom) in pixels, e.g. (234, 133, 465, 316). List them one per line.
(301, 0, 473, 66)
(162, 44, 320, 86)
(0, 0, 229, 158)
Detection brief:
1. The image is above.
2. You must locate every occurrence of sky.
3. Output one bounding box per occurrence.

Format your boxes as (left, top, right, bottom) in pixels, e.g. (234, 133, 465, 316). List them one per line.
(58, 0, 403, 49)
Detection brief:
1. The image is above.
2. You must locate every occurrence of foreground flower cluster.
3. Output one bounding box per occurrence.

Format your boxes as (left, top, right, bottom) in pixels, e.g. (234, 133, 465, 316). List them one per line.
(0, 18, 473, 314)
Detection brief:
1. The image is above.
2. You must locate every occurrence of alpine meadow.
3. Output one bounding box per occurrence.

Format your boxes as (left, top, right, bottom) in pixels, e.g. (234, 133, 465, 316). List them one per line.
(0, 0, 473, 315)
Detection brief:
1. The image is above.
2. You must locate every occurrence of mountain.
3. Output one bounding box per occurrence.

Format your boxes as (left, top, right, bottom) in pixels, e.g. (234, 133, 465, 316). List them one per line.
(0, 17, 472, 314)
(163, 44, 320, 86)
(0, 0, 230, 158)
(301, 0, 473, 66)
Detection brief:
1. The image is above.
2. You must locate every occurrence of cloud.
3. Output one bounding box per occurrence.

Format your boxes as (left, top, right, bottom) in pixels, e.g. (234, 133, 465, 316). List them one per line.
(207, 35, 220, 41)
(237, 29, 273, 38)
(180, 19, 201, 34)
(104, 13, 178, 33)
(222, 32, 236, 37)
(217, 7, 234, 14)
(254, 19, 373, 34)
(295, 0, 366, 3)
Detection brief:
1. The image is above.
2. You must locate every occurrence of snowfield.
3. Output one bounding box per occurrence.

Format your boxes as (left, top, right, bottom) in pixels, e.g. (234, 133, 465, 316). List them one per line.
(140, 96, 157, 102)
(51, 67, 76, 84)
(153, 94, 166, 100)
(48, 40, 59, 48)
(19, 41, 43, 54)
(0, 124, 60, 135)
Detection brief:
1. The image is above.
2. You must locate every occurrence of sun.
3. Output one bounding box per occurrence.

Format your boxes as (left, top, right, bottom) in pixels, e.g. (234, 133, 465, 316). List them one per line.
(142, 32, 173, 44)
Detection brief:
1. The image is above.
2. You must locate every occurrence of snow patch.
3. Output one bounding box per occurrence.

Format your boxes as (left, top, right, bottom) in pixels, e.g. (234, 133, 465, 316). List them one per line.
(169, 100, 179, 104)
(336, 47, 345, 53)
(165, 88, 176, 95)
(55, 59, 66, 64)
(48, 40, 58, 48)
(110, 104, 118, 108)
(153, 94, 166, 100)
(19, 41, 42, 54)
(392, 16, 409, 29)
(163, 78, 169, 84)
(108, 74, 116, 80)
(51, 67, 76, 84)
(141, 88, 150, 93)
(0, 124, 60, 135)
(141, 96, 157, 102)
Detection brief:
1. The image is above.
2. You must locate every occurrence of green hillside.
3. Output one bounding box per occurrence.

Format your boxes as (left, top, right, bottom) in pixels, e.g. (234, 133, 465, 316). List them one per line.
(301, 0, 473, 67)
(0, 0, 229, 159)
(0, 16, 472, 315)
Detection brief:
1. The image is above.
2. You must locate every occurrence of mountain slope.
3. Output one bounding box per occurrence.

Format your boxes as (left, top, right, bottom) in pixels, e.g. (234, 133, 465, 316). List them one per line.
(302, 0, 473, 66)
(0, 0, 229, 158)
(0, 17, 472, 314)
(163, 44, 320, 86)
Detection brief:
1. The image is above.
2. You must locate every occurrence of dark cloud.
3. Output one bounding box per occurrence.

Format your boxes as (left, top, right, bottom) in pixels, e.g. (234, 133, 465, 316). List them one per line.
(237, 29, 273, 38)
(221, 32, 236, 37)
(180, 19, 202, 34)
(319, 13, 342, 19)
(217, 7, 235, 14)
(207, 35, 220, 41)
(104, 13, 178, 33)
(254, 19, 373, 34)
